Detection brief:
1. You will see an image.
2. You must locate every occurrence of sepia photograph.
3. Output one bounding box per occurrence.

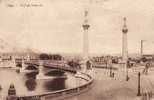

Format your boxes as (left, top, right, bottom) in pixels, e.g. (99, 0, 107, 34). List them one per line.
(0, 0, 154, 100)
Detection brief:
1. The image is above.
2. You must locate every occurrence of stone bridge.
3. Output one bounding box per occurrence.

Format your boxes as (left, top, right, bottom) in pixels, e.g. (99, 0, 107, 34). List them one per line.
(23, 60, 76, 73)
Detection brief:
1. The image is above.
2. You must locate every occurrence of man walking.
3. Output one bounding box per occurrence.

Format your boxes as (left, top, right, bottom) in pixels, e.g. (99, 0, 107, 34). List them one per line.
(143, 62, 150, 75)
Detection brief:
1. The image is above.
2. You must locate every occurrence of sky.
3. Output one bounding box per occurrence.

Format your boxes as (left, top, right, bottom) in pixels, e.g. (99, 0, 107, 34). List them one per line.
(0, 0, 154, 54)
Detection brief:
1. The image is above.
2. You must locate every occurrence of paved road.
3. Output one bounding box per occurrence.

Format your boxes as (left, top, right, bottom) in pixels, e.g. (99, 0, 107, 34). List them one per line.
(61, 66, 152, 100)
(142, 67, 154, 92)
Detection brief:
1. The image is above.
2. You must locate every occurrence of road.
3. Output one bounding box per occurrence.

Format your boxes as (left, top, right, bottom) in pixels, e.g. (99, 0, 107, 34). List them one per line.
(60, 65, 153, 100)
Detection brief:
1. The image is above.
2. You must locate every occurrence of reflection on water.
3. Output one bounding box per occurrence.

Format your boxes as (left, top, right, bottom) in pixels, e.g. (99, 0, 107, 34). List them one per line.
(44, 78, 66, 91)
(25, 71, 66, 92)
(0, 68, 80, 96)
(25, 71, 38, 91)
(45, 70, 65, 76)
(26, 72, 38, 79)
(25, 79, 37, 91)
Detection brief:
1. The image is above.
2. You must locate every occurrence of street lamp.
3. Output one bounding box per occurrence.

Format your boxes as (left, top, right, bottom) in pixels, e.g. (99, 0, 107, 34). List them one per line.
(126, 60, 129, 81)
(137, 72, 141, 96)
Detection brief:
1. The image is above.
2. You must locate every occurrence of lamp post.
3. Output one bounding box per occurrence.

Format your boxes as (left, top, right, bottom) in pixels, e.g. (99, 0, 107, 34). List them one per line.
(126, 60, 129, 81)
(110, 65, 112, 77)
(137, 72, 141, 96)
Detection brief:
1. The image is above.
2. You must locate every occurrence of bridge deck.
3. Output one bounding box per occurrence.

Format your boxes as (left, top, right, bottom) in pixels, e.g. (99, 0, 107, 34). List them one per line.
(24, 61, 76, 73)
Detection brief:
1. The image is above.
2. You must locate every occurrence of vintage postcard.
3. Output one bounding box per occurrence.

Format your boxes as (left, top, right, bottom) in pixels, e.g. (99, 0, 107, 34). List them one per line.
(0, 0, 154, 100)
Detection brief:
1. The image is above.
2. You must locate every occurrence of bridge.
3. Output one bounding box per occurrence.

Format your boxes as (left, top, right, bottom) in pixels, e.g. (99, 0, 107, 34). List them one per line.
(5, 59, 94, 100)
(22, 60, 76, 73)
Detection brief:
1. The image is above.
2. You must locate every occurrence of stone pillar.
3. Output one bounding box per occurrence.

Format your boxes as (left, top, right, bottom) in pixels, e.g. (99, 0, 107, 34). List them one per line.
(36, 61, 44, 79)
(122, 18, 128, 61)
(82, 9, 90, 72)
(122, 17, 129, 81)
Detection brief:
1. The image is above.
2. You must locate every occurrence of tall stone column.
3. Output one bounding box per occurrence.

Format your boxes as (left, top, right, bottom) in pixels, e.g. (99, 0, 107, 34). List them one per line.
(82, 9, 90, 72)
(122, 17, 128, 61)
(122, 17, 129, 81)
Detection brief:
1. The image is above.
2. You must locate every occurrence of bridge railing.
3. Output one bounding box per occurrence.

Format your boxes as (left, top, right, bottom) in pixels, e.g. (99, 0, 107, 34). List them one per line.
(24, 60, 76, 74)
(45, 63, 75, 71)
(44, 72, 93, 99)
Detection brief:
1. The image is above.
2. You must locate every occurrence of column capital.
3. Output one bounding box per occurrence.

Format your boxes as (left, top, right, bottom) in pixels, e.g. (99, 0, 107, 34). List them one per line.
(122, 17, 128, 33)
(82, 24, 90, 30)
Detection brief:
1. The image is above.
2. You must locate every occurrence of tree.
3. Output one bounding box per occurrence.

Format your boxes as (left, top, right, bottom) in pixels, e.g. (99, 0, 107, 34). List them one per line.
(39, 53, 49, 60)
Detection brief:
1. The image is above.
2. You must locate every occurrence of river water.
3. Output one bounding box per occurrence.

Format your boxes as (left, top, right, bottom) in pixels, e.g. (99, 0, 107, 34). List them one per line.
(0, 68, 86, 97)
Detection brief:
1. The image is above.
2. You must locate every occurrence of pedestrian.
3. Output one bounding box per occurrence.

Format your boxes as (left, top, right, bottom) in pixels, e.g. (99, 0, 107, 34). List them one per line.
(142, 63, 150, 75)
(108, 58, 113, 77)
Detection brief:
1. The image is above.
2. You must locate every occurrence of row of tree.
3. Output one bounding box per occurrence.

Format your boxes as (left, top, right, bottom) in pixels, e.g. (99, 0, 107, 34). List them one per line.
(39, 53, 62, 60)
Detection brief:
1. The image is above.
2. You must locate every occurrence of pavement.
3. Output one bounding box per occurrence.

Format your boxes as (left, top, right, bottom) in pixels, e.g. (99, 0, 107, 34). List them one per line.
(60, 64, 153, 100)
(142, 67, 154, 92)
